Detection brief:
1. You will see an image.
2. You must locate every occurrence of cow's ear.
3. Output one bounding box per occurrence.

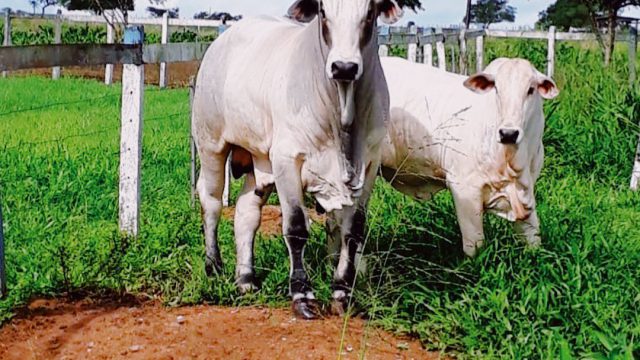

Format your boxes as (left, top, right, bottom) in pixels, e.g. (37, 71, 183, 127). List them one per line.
(376, 0, 403, 24)
(537, 76, 559, 99)
(288, 0, 319, 23)
(464, 73, 495, 94)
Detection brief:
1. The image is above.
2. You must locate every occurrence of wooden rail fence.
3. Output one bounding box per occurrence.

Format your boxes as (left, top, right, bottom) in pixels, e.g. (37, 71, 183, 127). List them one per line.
(2, 11, 638, 81)
(1, 11, 225, 86)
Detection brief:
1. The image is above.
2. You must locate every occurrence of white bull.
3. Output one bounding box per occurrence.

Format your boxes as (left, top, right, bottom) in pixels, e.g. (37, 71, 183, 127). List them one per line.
(380, 57, 559, 256)
(192, 0, 403, 319)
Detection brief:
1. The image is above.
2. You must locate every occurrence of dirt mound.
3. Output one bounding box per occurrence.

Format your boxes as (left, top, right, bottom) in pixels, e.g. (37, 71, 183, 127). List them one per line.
(0, 298, 437, 360)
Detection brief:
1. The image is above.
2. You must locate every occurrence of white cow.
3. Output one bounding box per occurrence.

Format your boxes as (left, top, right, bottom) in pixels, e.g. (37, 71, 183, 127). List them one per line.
(192, 0, 403, 319)
(380, 57, 559, 256)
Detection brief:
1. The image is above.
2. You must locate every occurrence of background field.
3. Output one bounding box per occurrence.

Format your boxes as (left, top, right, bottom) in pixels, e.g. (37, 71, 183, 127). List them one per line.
(1, 39, 640, 358)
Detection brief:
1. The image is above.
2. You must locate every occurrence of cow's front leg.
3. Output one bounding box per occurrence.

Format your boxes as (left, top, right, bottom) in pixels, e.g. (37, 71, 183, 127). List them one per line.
(272, 156, 318, 320)
(451, 186, 485, 257)
(330, 162, 376, 315)
(329, 206, 366, 316)
(514, 208, 542, 248)
(234, 173, 273, 293)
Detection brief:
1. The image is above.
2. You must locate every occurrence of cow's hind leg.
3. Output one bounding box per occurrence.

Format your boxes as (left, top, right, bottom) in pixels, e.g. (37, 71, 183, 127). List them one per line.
(198, 148, 230, 276)
(234, 172, 273, 293)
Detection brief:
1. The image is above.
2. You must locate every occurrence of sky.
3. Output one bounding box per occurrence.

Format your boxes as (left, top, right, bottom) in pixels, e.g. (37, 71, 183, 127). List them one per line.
(2, 0, 640, 29)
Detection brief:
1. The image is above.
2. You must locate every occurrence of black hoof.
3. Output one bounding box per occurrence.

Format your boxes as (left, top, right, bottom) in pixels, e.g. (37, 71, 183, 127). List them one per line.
(292, 299, 320, 320)
(330, 297, 350, 316)
(236, 273, 259, 294)
(205, 259, 223, 277)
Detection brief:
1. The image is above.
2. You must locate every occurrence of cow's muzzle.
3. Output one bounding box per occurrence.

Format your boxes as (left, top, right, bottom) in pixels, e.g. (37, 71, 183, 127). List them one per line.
(498, 128, 521, 145)
(331, 61, 359, 81)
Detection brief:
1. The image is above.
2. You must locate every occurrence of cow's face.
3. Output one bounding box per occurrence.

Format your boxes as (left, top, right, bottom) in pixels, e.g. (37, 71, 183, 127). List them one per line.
(464, 59, 559, 145)
(288, 0, 403, 82)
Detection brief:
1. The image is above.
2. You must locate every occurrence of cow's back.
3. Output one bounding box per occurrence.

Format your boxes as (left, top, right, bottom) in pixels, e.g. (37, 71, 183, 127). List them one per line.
(193, 16, 305, 154)
(380, 57, 498, 190)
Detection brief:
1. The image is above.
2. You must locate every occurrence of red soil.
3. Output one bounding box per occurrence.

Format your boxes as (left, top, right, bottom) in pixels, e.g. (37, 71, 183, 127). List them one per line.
(0, 297, 439, 360)
(222, 205, 326, 237)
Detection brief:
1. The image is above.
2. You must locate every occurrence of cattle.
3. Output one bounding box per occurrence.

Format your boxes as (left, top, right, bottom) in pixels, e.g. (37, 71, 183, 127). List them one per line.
(192, 0, 403, 319)
(379, 57, 559, 257)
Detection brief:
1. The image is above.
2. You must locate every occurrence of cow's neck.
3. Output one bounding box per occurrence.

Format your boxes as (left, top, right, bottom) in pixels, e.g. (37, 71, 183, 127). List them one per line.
(297, 17, 380, 191)
(483, 102, 542, 184)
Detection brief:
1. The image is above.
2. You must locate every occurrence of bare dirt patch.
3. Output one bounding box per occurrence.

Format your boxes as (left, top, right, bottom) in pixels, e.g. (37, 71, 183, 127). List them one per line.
(222, 205, 326, 237)
(0, 297, 438, 360)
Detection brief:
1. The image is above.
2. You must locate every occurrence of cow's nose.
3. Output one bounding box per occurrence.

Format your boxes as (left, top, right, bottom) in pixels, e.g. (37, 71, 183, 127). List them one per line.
(498, 129, 520, 144)
(331, 61, 359, 81)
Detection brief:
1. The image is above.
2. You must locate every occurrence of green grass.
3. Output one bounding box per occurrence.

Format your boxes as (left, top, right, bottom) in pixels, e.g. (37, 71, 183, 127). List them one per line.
(1, 40, 640, 359)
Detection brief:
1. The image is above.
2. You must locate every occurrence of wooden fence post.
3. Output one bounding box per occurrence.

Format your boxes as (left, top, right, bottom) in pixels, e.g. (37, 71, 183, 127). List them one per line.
(628, 27, 637, 86)
(423, 42, 433, 66)
(189, 77, 197, 208)
(547, 26, 556, 78)
(632, 128, 640, 189)
(436, 34, 446, 70)
(408, 24, 417, 62)
(459, 29, 468, 75)
(105, 15, 115, 85)
(476, 35, 484, 73)
(118, 26, 145, 237)
(630, 29, 640, 190)
(0, 201, 6, 299)
(52, 10, 62, 80)
(378, 44, 389, 57)
(223, 159, 230, 207)
(2, 10, 11, 78)
(159, 11, 169, 88)
(450, 44, 457, 73)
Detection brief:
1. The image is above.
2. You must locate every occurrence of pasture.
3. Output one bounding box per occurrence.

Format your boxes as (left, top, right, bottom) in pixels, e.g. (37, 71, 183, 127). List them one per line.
(0, 38, 639, 358)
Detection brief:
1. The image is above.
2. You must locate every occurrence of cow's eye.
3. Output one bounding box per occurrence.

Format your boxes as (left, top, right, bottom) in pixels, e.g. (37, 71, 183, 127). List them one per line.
(527, 87, 535, 96)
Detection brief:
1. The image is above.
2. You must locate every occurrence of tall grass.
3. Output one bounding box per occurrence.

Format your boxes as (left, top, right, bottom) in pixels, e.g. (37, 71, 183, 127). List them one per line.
(0, 39, 639, 358)
(357, 39, 640, 358)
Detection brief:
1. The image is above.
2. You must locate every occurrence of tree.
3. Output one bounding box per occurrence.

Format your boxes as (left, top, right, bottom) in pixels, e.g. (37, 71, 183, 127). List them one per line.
(29, 0, 57, 17)
(147, 6, 178, 18)
(583, 0, 640, 66)
(60, 0, 134, 25)
(396, 0, 423, 12)
(193, 11, 243, 22)
(464, 0, 472, 28)
(469, 0, 516, 28)
(61, 0, 133, 13)
(537, 0, 591, 31)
